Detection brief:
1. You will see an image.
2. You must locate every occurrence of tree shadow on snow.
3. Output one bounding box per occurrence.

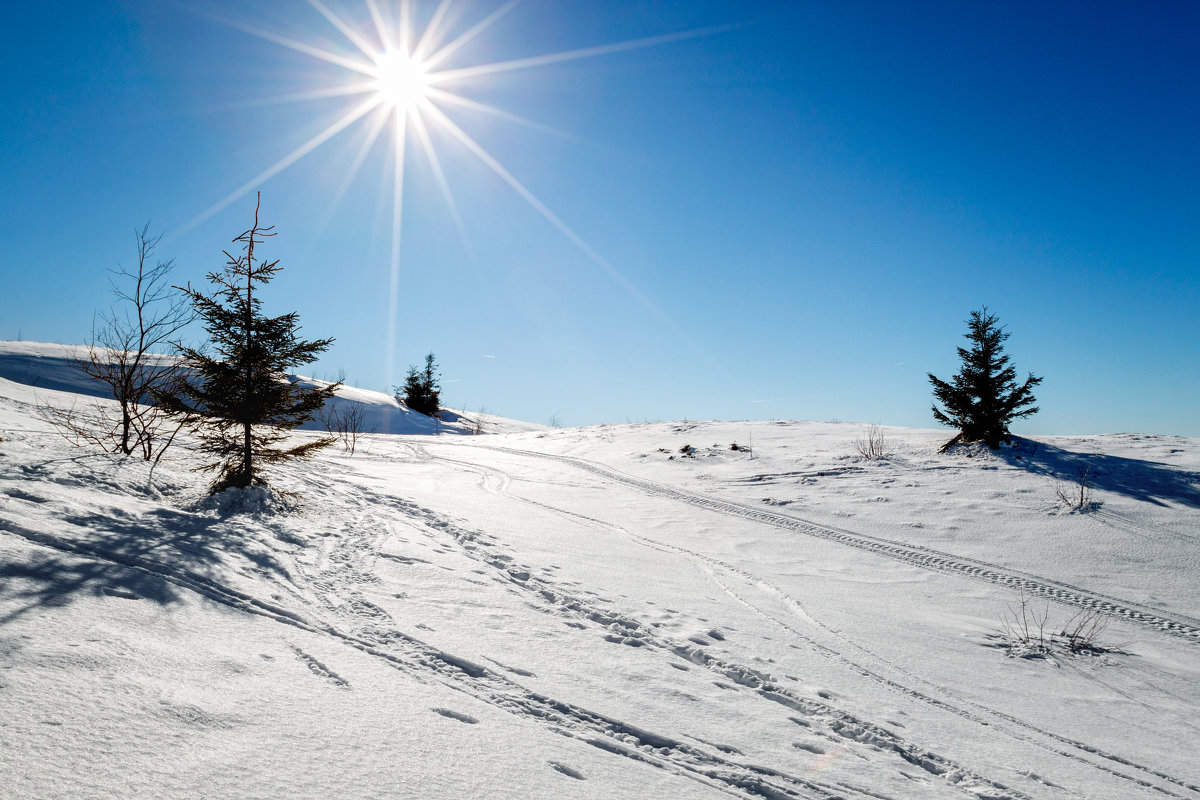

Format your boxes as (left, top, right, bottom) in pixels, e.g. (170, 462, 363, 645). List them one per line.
(0, 502, 289, 626)
(1000, 437, 1200, 509)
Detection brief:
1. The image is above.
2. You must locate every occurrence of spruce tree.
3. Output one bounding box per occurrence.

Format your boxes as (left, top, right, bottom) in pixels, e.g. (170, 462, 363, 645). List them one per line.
(399, 352, 441, 416)
(400, 366, 426, 412)
(157, 194, 338, 493)
(420, 352, 441, 414)
(928, 307, 1042, 451)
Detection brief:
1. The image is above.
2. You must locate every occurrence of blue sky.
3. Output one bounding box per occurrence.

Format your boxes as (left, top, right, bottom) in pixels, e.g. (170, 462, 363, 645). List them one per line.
(1, 0, 1197, 436)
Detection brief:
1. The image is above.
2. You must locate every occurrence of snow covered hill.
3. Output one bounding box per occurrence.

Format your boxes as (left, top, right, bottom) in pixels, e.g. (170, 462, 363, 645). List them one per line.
(1, 342, 1198, 799)
(0, 341, 543, 437)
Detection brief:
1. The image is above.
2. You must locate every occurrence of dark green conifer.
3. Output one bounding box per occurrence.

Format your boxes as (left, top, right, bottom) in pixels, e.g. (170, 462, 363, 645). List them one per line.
(928, 308, 1042, 451)
(400, 366, 424, 412)
(157, 194, 338, 493)
(399, 353, 441, 416)
(420, 352, 441, 414)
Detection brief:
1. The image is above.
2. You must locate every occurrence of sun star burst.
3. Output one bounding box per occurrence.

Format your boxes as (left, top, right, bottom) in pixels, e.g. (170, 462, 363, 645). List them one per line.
(181, 1, 717, 384)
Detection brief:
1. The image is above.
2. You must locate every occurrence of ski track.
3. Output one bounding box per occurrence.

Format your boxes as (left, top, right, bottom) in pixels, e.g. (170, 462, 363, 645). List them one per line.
(417, 444, 1200, 799)
(1, 495, 894, 800)
(302, 468, 1047, 800)
(451, 443, 1200, 641)
(4, 438, 1197, 799)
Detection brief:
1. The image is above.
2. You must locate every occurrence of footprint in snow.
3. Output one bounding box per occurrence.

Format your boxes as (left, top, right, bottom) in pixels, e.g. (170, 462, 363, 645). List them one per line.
(290, 646, 350, 688)
(432, 708, 478, 724)
(548, 762, 584, 780)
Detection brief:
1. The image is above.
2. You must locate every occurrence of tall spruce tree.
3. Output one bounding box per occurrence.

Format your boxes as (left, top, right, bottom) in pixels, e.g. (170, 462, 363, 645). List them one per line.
(928, 307, 1042, 451)
(399, 352, 440, 416)
(420, 352, 441, 413)
(157, 194, 338, 493)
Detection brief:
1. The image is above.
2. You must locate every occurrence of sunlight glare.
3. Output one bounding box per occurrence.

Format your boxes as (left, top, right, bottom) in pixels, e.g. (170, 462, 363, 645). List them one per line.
(372, 48, 430, 112)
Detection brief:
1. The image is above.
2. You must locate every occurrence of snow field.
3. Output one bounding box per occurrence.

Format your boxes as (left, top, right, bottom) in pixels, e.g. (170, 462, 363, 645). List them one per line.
(2, 343, 1199, 799)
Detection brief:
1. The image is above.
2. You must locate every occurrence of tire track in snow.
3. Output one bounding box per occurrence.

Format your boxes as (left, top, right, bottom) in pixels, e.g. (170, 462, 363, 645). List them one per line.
(451, 443, 1200, 642)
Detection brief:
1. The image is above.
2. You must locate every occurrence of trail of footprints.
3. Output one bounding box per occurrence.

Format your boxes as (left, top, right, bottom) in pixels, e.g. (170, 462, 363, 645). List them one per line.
(296, 480, 1045, 800)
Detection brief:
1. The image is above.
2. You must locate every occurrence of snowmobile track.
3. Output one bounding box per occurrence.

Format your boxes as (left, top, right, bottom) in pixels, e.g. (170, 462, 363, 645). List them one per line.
(455, 443, 1200, 644)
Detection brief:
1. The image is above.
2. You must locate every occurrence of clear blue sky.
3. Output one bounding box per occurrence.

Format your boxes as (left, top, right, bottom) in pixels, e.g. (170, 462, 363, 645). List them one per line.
(2, 0, 1197, 436)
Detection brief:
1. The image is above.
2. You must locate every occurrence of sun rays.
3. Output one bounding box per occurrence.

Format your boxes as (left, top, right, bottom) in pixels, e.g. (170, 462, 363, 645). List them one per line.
(178, 1, 719, 383)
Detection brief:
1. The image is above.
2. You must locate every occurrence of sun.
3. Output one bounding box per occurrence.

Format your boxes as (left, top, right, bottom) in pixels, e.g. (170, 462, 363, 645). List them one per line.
(182, 1, 716, 384)
(371, 47, 430, 112)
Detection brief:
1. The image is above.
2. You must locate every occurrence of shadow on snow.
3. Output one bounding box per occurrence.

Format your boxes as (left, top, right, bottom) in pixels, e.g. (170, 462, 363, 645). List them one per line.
(0, 480, 293, 626)
(1001, 437, 1200, 508)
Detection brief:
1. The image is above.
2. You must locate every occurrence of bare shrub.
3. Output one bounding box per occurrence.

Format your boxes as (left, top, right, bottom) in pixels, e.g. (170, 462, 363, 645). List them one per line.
(318, 402, 367, 454)
(1055, 461, 1095, 511)
(1000, 593, 1052, 658)
(999, 592, 1126, 659)
(854, 424, 887, 460)
(39, 390, 185, 463)
(1058, 608, 1118, 654)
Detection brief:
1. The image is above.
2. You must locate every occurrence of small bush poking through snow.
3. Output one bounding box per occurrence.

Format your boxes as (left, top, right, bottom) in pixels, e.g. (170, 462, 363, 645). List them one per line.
(1054, 461, 1097, 512)
(854, 425, 888, 460)
(998, 593, 1126, 660)
(999, 593, 1052, 658)
(318, 402, 368, 454)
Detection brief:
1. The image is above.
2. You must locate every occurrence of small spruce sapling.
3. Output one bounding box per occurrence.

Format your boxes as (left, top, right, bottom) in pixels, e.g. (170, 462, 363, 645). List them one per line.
(156, 193, 338, 494)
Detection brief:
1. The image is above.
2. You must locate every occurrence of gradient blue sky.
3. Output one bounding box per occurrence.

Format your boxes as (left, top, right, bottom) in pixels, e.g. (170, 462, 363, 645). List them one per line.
(2, 1, 1197, 435)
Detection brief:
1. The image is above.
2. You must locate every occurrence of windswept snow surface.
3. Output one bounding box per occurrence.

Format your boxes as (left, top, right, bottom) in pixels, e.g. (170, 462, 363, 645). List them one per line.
(1, 347, 1199, 799)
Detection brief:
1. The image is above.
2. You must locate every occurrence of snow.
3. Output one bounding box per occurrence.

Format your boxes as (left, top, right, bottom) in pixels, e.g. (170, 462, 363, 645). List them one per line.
(1, 341, 1198, 799)
(0, 340, 543, 437)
